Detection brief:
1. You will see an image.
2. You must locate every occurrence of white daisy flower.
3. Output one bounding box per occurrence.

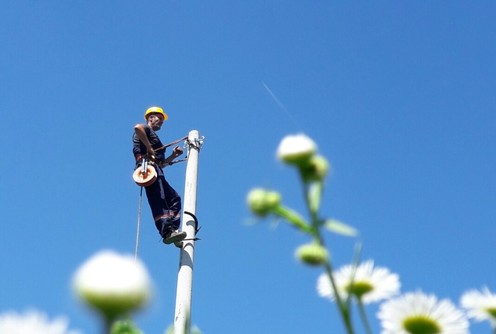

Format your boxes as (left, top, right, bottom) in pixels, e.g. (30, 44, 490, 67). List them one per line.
(276, 133, 317, 165)
(377, 291, 469, 334)
(461, 286, 496, 327)
(0, 310, 79, 334)
(73, 250, 152, 318)
(317, 260, 400, 303)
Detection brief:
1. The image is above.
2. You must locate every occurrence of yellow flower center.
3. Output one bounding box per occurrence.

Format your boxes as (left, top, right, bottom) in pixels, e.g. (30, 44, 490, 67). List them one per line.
(486, 307, 496, 318)
(402, 316, 441, 334)
(346, 281, 373, 299)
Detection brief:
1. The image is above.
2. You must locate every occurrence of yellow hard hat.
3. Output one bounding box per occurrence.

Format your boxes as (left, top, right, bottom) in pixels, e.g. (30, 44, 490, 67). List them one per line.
(144, 106, 168, 121)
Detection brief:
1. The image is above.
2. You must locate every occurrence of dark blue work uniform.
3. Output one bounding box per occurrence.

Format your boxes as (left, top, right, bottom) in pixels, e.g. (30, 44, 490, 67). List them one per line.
(133, 124, 182, 238)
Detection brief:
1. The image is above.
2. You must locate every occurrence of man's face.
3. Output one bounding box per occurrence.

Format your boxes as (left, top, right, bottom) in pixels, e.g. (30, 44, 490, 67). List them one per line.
(147, 113, 164, 130)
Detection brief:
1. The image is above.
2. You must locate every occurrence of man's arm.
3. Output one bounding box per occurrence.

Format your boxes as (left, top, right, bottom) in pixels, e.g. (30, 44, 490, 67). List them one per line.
(160, 146, 183, 167)
(134, 124, 155, 159)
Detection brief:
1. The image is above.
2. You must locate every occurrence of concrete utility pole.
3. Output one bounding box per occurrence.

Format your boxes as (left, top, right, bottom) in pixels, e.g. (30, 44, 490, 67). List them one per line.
(174, 130, 202, 334)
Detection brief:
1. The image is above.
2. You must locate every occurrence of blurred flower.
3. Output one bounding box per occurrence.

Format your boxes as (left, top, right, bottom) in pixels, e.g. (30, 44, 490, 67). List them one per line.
(295, 243, 329, 266)
(0, 310, 79, 334)
(317, 260, 399, 304)
(276, 133, 317, 165)
(247, 188, 281, 217)
(300, 155, 330, 182)
(460, 286, 496, 328)
(110, 318, 143, 334)
(73, 250, 152, 319)
(377, 291, 468, 334)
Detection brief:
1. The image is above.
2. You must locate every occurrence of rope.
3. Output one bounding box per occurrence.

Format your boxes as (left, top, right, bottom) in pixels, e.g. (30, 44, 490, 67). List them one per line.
(134, 186, 144, 260)
(165, 158, 188, 166)
(154, 135, 188, 152)
(150, 134, 204, 165)
(147, 135, 190, 167)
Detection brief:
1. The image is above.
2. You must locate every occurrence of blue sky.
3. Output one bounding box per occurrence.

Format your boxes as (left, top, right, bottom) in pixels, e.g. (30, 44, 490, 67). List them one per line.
(1, 1, 495, 333)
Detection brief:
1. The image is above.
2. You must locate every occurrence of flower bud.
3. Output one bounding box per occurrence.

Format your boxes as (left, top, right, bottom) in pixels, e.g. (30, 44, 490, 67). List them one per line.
(73, 250, 152, 319)
(276, 134, 317, 165)
(111, 319, 143, 334)
(300, 155, 330, 182)
(247, 188, 281, 217)
(295, 243, 329, 266)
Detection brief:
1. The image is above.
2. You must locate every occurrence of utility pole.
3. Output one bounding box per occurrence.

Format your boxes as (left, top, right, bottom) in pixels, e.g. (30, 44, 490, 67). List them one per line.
(174, 130, 202, 334)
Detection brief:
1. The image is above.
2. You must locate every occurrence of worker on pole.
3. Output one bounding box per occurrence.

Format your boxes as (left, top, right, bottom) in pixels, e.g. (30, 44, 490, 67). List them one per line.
(132, 106, 187, 245)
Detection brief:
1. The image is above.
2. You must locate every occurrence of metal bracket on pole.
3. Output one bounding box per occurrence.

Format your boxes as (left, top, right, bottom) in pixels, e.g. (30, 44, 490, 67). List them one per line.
(174, 130, 202, 334)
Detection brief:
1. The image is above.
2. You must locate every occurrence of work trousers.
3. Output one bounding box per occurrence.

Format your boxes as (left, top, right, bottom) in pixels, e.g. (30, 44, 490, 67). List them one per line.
(144, 167, 182, 238)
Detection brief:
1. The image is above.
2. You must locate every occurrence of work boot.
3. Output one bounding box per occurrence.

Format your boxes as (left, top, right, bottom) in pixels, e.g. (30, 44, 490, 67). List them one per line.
(163, 230, 187, 245)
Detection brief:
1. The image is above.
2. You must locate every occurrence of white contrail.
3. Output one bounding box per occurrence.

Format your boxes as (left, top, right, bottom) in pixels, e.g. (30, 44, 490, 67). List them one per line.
(262, 82, 298, 125)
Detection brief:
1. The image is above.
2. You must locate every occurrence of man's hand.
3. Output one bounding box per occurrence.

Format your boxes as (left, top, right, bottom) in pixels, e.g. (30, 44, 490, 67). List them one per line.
(161, 146, 183, 167)
(173, 146, 183, 156)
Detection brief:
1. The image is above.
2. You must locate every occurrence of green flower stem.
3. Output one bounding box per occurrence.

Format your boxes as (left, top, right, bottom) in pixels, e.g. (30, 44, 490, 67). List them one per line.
(357, 299, 373, 334)
(300, 179, 323, 230)
(300, 178, 355, 334)
(104, 316, 113, 334)
(321, 234, 355, 334)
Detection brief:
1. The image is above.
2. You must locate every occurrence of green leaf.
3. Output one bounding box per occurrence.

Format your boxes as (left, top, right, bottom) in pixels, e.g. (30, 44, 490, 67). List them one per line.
(308, 182, 322, 215)
(324, 219, 358, 237)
